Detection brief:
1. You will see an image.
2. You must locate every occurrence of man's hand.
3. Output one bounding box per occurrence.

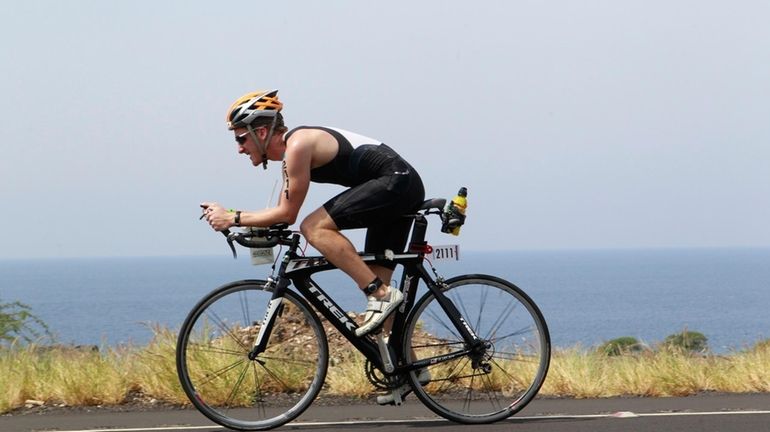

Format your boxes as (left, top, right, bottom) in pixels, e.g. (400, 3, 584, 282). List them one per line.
(200, 202, 234, 231)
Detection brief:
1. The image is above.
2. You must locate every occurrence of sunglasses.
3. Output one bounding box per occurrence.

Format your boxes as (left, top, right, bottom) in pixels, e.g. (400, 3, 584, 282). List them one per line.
(235, 126, 267, 145)
(235, 130, 250, 145)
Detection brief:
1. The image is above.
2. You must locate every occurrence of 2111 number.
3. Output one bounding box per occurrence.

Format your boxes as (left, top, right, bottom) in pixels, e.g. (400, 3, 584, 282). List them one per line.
(431, 244, 460, 261)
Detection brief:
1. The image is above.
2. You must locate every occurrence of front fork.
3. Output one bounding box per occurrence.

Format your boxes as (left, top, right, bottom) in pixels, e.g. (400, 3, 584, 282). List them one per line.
(248, 276, 289, 360)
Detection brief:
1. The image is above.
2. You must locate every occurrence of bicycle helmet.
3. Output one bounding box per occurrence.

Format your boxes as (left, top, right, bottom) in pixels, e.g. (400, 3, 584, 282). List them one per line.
(226, 89, 283, 130)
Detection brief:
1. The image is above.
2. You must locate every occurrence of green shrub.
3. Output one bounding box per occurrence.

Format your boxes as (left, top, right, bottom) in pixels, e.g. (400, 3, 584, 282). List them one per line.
(0, 300, 53, 346)
(663, 330, 708, 353)
(599, 337, 645, 356)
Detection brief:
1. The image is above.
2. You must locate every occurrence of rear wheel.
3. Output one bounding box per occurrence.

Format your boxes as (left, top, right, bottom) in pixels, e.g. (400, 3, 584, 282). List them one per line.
(403, 274, 550, 423)
(176, 280, 328, 431)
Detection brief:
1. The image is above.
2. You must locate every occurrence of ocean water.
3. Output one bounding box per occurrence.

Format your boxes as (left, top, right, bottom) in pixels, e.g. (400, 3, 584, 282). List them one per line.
(1, 248, 768, 353)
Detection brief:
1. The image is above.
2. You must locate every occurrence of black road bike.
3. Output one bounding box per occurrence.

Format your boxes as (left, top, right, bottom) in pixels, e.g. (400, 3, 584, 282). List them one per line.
(176, 198, 550, 431)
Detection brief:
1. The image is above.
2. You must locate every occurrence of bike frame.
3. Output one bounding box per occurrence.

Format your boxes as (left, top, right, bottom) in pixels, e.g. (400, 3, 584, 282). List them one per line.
(249, 214, 483, 376)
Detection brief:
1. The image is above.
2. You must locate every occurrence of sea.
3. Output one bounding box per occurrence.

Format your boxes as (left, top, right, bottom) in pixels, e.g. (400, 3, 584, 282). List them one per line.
(1, 248, 768, 353)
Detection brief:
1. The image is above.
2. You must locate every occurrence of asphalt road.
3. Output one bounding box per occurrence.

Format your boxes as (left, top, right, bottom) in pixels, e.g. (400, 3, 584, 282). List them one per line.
(2, 393, 769, 432)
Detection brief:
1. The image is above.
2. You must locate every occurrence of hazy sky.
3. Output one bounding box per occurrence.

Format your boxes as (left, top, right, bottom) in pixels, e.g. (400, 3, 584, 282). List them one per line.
(2, 1, 769, 259)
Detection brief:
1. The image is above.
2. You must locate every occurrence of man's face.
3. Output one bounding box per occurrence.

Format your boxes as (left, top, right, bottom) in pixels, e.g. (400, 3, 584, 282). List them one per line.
(234, 127, 266, 167)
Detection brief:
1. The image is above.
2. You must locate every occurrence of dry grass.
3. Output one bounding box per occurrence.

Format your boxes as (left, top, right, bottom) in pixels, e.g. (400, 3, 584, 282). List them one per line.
(543, 344, 770, 398)
(0, 344, 130, 413)
(2, 332, 770, 414)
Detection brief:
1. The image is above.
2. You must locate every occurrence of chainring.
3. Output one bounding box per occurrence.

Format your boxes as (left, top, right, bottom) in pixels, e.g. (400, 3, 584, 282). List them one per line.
(364, 359, 406, 390)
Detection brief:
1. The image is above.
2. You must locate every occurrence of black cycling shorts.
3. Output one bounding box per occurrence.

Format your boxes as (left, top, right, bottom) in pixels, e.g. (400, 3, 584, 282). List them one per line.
(324, 166, 425, 266)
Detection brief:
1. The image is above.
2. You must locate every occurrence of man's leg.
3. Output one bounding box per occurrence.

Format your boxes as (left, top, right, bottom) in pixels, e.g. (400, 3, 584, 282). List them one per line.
(300, 207, 390, 299)
(368, 264, 396, 290)
(368, 264, 398, 333)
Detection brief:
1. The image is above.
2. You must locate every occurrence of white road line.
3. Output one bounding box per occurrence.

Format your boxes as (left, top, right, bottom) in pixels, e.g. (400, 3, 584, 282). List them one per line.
(49, 410, 770, 432)
(45, 427, 221, 432)
(517, 410, 770, 421)
(630, 410, 770, 417)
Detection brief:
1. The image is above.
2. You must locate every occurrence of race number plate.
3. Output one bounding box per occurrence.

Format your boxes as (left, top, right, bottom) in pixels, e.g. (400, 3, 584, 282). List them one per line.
(248, 227, 275, 265)
(431, 244, 460, 261)
(250, 247, 275, 265)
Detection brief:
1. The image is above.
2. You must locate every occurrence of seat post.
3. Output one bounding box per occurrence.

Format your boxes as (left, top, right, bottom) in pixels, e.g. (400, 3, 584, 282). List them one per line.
(407, 214, 428, 253)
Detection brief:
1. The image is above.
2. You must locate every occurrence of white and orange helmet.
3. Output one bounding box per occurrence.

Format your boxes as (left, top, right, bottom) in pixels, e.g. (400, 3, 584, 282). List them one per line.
(225, 89, 283, 130)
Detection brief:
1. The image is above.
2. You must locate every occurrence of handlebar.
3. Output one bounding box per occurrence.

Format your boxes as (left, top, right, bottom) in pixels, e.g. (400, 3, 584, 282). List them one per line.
(219, 223, 293, 259)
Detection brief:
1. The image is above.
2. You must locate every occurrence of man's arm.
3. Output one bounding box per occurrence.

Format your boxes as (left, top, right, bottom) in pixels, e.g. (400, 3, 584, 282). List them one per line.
(269, 139, 312, 225)
(202, 138, 312, 230)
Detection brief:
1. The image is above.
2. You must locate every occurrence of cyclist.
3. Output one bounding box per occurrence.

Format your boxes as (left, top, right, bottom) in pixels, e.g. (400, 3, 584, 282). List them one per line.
(202, 89, 425, 338)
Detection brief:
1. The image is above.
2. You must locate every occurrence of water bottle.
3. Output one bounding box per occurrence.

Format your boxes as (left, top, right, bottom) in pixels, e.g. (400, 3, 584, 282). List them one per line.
(442, 187, 468, 236)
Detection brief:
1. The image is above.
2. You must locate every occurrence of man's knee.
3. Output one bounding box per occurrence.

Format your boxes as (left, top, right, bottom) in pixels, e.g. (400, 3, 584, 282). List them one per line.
(300, 209, 337, 244)
(299, 217, 318, 243)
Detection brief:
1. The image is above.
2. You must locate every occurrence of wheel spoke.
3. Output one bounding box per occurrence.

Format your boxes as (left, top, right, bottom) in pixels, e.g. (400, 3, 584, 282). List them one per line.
(425, 305, 462, 342)
(489, 357, 519, 382)
(252, 362, 267, 418)
(450, 288, 474, 336)
(204, 309, 251, 352)
(223, 359, 251, 409)
(410, 339, 464, 349)
(433, 356, 471, 394)
(491, 351, 542, 363)
(239, 290, 252, 335)
(261, 329, 316, 353)
(187, 342, 246, 357)
(490, 325, 537, 345)
(257, 355, 318, 366)
(463, 372, 476, 412)
(196, 358, 248, 387)
(256, 360, 292, 390)
(484, 295, 519, 342)
(475, 284, 489, 335)
(481, 372, 504, 411)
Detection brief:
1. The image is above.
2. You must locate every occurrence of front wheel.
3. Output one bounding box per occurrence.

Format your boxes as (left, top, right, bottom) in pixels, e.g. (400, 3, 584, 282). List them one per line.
(403, 274, 550, 424)
(176, 280, 328, 431)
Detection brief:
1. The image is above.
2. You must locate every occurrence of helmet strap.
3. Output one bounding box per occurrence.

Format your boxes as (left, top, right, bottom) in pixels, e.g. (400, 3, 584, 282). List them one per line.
(247, 116, 278, 170)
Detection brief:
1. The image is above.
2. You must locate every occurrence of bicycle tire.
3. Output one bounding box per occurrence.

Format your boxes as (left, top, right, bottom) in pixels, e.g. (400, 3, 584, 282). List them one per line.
(176, 280, 328, 431)
(403, 274, 550, 424)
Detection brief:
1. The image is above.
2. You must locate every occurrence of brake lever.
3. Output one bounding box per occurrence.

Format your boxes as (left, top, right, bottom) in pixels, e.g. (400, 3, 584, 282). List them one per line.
(199, 207, 238, 259)
(221, 229, 237, 259)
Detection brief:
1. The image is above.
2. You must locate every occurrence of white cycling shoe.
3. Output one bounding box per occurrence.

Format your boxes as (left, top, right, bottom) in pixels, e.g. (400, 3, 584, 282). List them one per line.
(355, 288, 404, 337)
(377, 368, 432, 406)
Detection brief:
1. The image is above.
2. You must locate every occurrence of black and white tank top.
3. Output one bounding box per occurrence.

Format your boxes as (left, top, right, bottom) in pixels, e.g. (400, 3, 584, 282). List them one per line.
(284, 126, 407, 187)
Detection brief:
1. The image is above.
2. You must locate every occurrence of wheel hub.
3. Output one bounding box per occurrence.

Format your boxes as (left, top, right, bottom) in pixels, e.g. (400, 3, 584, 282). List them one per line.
(470, 340, 495, 373)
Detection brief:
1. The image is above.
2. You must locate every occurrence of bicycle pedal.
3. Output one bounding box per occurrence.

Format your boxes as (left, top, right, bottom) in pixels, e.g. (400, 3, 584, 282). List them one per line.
(376, 387, 413, 406)
(392, 389, 403, 406)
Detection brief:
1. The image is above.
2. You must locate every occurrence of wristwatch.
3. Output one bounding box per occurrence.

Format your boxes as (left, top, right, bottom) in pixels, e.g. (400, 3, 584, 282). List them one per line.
(234, 210, 241, 227)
